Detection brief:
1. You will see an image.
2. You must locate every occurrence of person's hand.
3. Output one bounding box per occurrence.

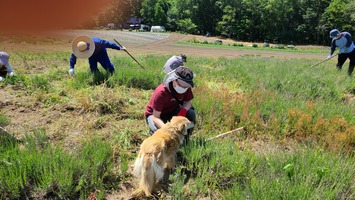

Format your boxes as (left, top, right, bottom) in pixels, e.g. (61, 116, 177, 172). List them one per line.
(339, 48, 345, 54)
(0, 77, 4, 81)
(120, 46, 126, 50)
(69, 68, 74, 75)
(326, 55, 332, 60)
(8, 71, 15, 76)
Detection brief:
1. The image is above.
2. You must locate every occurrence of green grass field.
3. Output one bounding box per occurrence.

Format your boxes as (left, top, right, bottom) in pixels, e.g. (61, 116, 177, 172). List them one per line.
(0, 41, 354, 199)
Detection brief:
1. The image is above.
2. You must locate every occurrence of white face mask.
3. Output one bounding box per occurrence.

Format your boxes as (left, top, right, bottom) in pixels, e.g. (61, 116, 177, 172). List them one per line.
(174, 85, 188, 94)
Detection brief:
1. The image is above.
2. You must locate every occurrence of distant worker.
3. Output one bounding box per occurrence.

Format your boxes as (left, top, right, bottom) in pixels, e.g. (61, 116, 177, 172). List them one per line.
(69, 36, 126, 75)
(162, 54, 187, 73)
(327, 29, 355, 76)
(0, 51, 15, 81)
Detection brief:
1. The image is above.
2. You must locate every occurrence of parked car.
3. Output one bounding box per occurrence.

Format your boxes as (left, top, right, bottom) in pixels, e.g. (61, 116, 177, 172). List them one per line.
(106, 23, 116, 30)
(129, 24, 140, 30)
(139, 24, 150, 31)
(150, 26, 165, 32)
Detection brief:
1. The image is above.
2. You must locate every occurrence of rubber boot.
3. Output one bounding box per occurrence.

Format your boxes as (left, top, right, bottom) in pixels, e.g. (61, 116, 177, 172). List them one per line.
(348, 64, 354, 76)
(336, 64, 342, 71)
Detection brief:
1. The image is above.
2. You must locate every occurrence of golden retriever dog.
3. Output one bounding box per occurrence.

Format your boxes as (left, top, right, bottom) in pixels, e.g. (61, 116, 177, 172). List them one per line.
(131, 116, 194, 198)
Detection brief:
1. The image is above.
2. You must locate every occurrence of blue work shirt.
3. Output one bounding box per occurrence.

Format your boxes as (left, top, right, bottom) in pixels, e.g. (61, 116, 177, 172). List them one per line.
(69, 38, 122, 70)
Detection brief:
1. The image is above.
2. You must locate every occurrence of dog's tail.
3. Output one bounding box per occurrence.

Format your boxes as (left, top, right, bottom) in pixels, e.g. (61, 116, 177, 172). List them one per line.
(132, 154, 164, 197)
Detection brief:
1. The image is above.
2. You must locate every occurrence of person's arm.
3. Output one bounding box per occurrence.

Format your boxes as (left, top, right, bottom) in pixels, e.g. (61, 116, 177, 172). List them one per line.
(69, 53, 77, 69)
(69, 53, 77, 75)
(344, 33, 353, 48)
(177, 100, 192, 116)
(152, 110, 165, 128)
(99, 39, 122, 50)
(5, 61, 14, 75)
(182, 100, 192, 110)
(329, 39, 336, 56)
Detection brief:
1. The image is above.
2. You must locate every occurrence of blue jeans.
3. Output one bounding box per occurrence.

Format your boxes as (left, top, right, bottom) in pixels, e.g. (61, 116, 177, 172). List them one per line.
(88, 52, 115, 74)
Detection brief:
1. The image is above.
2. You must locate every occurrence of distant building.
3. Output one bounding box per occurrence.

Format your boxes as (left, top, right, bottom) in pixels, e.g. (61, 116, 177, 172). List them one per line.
(106, 23, 116, 30)
(126, 17, 142, 29)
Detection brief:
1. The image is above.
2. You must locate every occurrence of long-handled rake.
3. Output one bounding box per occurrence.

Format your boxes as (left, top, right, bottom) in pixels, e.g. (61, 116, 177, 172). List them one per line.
(113, 39, 146, 70)
(310, 53, 338, 67)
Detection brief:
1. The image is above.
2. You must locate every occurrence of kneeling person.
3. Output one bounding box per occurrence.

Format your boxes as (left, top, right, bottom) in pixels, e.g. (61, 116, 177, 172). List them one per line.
(145, 66, 196, 137)
(0, 52, 15, 82)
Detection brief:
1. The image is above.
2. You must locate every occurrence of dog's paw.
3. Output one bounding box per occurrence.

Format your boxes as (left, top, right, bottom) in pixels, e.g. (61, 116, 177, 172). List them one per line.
(129, 189, 146, 200)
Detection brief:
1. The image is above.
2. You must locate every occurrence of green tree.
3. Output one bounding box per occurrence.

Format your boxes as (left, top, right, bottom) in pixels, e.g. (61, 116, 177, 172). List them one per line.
(216, 5, 236, 38)
(166, 0, 198, 33)
(236, 0, 265, 42)
(190, 0, 223, 35)
(176, 18, 198, 33)
(153, 0, 169, 25)
(322, 0, 350, 31)
(141, 0, 158, 25)
(140, 0, 169, 26)
(92, 0, 143, 28)
(296, 0, 331, 45)
(344, 0, 355, 33)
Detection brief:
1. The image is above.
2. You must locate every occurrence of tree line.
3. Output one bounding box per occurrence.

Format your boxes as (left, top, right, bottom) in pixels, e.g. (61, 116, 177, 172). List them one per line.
(88, 0, 355, 45)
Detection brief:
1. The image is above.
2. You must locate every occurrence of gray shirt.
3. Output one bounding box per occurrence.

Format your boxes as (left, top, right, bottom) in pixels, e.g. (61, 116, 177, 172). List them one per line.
(162, 55, 184, 73)
(0, 52, 14, 74)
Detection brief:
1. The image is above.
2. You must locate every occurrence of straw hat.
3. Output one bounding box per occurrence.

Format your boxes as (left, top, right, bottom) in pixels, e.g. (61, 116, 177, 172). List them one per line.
(71, 36, 95, 58)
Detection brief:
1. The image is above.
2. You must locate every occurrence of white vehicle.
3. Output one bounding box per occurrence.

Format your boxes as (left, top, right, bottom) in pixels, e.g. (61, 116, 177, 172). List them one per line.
(139, 24, 150, 31)
(150, 26, 165, 32)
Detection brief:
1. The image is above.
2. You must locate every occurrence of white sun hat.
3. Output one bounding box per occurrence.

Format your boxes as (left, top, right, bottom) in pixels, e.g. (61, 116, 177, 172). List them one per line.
(71, 35, 95, 58)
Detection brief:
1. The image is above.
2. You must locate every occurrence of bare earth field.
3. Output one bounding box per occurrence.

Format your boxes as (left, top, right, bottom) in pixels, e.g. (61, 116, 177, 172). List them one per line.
(0, 30, 332, 199)
(2, 29, 328, 59)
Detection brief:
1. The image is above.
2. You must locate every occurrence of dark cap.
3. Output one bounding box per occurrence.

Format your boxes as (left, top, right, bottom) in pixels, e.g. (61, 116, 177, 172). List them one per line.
(181, 54, 187, 62)
(330, 29, 340, 38)
(175, 66, 194, 87)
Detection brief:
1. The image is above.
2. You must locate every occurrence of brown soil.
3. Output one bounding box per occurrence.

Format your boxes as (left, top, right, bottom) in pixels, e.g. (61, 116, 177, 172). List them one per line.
(1, 29, 328, 59)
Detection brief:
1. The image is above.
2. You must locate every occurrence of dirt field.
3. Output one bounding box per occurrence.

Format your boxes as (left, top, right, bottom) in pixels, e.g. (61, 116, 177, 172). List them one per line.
(2, 29, 328, 59)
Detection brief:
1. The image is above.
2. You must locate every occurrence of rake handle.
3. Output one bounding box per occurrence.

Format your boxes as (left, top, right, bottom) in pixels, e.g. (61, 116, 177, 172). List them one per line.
(113, 39, 145, 70)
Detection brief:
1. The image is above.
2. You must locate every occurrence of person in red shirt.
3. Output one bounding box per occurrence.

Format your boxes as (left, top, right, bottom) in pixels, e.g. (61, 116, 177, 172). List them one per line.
(145, 66, 196, 135)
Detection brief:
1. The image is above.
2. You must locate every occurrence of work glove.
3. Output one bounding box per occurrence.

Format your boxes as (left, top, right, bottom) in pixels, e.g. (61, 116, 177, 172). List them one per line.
(8, 71, 14, 76)
(0, 77, 4, 81)
(326, 55, 332, 60)
(339, 48, 345, 54)
(69, 68, 74, 75)
(120, 46, 126, 50)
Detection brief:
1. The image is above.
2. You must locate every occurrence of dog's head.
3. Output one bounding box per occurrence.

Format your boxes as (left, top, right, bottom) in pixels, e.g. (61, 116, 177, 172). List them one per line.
(168, 116, 194, 136)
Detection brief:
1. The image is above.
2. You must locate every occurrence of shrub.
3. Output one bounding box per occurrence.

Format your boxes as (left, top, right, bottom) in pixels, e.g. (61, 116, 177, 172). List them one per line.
(214, 40, 223, 45)
(188, 36, 200, 43)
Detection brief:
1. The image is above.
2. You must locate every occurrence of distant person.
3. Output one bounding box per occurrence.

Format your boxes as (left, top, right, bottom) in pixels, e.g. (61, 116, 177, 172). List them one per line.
(327, 29, 355, 76)
(145, 66, 196, 136)
(162, 54, 187, 73)
(0, 51, 15, 81)
(69, 36, 126, 75)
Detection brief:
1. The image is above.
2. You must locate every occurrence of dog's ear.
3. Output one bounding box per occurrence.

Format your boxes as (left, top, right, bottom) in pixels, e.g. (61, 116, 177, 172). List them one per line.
(177, 120, 186, 133)
(186, 122, 194, 129)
